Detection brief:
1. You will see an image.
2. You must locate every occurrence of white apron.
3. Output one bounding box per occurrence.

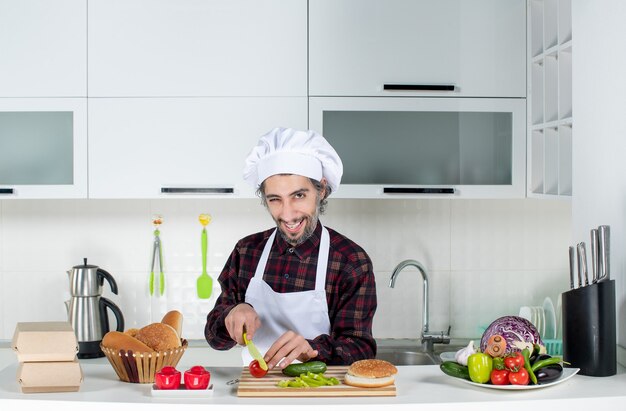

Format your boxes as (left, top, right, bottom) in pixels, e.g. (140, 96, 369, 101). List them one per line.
(242, 226, 331, 365)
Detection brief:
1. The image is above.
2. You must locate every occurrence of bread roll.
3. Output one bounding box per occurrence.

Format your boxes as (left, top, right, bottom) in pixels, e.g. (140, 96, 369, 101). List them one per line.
(344, 359, 398, 388)
(102, 331, 155, 353)
(161, 310, 183, 338)
(124, 328, 140, 338)
(135, 323, 181, 351)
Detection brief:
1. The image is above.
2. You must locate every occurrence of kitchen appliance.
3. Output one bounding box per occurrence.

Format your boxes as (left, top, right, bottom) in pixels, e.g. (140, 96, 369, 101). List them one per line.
(65, 258, 124, 359)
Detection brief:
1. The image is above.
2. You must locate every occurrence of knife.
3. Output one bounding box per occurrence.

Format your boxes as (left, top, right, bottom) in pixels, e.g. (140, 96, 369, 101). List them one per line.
(568, 246, 575, 289)
(590, 229, 599, 283)
(578, 241, 589, 285)
(243, 330, 268, 370)
(597, 225, 610, 281)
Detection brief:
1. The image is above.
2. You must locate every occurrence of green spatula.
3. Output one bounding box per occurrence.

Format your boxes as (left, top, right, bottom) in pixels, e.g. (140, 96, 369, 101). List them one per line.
(197, 214, 213, 299)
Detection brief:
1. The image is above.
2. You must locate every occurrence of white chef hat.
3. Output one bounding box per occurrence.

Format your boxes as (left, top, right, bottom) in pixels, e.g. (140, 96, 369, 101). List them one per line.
(243, 127, 343, 193)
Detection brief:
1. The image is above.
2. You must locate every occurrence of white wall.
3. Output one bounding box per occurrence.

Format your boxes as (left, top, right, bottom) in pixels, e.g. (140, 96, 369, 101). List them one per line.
(0, 198, 570, 342)
(572, 0, 626, 362)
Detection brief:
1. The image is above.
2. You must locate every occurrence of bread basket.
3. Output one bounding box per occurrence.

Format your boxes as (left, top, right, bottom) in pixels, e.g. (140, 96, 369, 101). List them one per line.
(100, 339, 188, 383)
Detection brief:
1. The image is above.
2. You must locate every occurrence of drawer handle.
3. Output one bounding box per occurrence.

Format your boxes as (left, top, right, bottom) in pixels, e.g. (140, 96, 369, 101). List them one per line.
(384, 187, 455, 194)
(0, 188, 15, 195)
(161, 187, 234, 194)
(383, 84, 456, 91)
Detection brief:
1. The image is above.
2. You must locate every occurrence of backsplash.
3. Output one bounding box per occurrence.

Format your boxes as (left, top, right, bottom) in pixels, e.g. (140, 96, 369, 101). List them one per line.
(0, 198, 571, 341)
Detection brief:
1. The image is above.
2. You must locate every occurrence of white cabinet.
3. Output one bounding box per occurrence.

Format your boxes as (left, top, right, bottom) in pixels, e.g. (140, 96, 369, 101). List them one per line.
(0, 98, 88, 198)
(88, 98, 308, 198)
(527, 0, 572, 197)
(310, 97, 527, 199)
(88, 0, 307, 97)
(309, 0, 526, 98)
(0, 0, 87, 97)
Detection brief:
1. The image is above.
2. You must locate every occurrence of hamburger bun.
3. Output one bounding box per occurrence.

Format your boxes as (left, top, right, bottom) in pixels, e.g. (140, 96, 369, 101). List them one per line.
(344, 359, 398, 388)
(135, 323, 181, 352)
(161, 310, 183, 338)
(102, 331, 155, 353)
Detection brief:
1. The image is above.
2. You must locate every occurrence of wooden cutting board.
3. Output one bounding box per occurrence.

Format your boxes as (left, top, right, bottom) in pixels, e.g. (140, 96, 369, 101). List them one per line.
(236, 365, 396, 397)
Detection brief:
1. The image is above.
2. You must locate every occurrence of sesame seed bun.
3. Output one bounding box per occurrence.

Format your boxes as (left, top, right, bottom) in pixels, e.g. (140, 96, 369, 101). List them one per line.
(344, 359, 398, 388)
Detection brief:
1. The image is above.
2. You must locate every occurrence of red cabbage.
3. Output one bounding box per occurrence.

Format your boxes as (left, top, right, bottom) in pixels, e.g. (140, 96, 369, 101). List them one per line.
(480, 315, 543, 354)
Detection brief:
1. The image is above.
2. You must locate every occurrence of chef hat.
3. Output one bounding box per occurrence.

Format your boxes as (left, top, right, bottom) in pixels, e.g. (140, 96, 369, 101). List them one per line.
(243, 127, 343, 193)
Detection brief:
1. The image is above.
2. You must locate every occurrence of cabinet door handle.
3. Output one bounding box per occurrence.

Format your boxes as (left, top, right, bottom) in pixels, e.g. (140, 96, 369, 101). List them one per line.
(0, 188, 15, 195)
(161, 187, 235, 194)
(383, 84, 456, 91)
(384, 187, 455, 194)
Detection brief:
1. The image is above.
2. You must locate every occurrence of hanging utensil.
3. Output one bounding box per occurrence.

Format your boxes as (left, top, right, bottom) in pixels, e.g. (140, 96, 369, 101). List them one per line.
(149, 215, 165, 296)
(197, 213, 213, 299)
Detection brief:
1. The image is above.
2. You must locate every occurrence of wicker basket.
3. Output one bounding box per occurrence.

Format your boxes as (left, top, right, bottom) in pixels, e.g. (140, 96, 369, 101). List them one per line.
(100, 339, 188, 383)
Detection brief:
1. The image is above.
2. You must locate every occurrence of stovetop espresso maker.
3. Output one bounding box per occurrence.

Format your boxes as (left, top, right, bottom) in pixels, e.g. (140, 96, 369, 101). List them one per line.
(65, 258, 124, 358)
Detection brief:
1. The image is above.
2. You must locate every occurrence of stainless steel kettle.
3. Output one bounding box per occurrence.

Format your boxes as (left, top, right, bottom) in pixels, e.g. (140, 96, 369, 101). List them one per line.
(65, 258, 124, 358)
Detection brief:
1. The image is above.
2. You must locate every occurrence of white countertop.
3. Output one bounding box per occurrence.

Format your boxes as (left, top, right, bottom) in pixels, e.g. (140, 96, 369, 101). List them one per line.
(1, 346, 625, 411)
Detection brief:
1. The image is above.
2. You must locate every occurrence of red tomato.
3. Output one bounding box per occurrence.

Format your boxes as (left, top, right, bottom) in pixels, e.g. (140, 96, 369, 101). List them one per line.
(249, 360, 268, 378)
(504, 351, 525, 371)
(508, 368, 530, 385)
(490, 369, 510, 385)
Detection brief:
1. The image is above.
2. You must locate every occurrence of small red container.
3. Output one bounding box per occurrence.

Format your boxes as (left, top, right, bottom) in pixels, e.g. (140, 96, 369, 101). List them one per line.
(154, 366, 181, 390)
(184, 366, 210, 390)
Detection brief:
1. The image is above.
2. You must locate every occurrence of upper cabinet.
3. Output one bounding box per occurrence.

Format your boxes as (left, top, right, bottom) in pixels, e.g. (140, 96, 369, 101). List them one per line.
(88, 97, 307, 199)
(0, 98, 88, 198)
(0, 0, 87, 97)
(309, 0, 527, 98)
(527, 0, 572, 198)
(88, 0, 307, 97)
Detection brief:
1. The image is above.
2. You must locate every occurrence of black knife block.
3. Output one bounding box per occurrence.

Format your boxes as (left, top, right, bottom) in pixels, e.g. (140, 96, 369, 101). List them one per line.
(561, 280, 616, 376)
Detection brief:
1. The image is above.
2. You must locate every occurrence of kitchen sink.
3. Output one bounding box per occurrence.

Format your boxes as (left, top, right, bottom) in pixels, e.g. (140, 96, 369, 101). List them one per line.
(375, 349, 439, 366)
(374, 340, 467, 366)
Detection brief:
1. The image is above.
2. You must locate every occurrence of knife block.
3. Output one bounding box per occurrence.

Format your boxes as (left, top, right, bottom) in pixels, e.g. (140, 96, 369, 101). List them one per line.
(561, 280, 616, 376)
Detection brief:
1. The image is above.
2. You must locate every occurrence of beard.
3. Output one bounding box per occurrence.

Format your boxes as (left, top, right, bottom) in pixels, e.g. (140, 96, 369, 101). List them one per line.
(276, 202, 321, 246)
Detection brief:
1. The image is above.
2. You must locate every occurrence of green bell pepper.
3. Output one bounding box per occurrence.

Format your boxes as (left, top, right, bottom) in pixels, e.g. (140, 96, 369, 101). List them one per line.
(467, 352, 493, 384)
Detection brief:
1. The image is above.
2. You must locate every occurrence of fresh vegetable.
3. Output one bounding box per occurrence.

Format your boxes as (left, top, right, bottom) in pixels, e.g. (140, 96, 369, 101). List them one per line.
(535, 363, 563, 384)
(522, 348, 538, 385)
(508, 367, 529, 385)
(484, 335, 507, 357)
(440, 361, 470, 380)
(531, 355, 563, 373)
(277, 372, 340, 388)
(490, 369, 510, 385)
(467, 353, 493, 384)
(282, 361, 327, 377)
(249, 360, 268, 378)
(480, 316, 544, 355)
(454, 340, 477, 366)
(503, 351, 524, 371)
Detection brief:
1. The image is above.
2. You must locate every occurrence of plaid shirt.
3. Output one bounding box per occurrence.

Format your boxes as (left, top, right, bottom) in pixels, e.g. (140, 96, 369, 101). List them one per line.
(204, 221, 377, 365)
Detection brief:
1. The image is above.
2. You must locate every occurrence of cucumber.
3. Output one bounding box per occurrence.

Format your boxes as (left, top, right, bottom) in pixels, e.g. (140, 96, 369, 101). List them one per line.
(440, 361, 470, 380)
(282, 361, 327, 377)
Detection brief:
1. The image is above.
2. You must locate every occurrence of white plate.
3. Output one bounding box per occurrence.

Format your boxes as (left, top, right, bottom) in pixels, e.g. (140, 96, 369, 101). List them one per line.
(440, 352, 457, 362)
(543, 297, 557, 339)
(151, 383, 214, 397)
(448, 368, 579, 390)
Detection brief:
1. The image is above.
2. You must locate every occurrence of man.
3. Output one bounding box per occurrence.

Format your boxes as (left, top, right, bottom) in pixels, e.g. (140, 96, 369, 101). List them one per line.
(205, 127, 377, 369)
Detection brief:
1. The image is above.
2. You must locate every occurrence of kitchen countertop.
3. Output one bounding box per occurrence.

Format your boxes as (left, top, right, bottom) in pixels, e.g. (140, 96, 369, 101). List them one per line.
(1, 344, 625, 411)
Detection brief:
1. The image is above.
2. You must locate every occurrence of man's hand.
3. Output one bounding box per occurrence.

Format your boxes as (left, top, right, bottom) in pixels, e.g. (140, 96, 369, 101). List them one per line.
(224, 303, 261, 345)
(264, 330, 318, 369)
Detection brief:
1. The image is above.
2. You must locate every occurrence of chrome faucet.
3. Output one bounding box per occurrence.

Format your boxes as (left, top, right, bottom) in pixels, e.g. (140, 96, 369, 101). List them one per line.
(389, 259, 451, 352)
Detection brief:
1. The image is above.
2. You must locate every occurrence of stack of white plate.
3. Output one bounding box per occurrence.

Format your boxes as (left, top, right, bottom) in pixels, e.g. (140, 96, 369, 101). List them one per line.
(518, 297, 557, 340)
